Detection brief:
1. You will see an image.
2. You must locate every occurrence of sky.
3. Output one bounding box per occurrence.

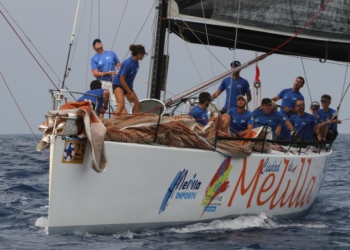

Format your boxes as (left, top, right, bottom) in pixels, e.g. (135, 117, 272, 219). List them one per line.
(0, 0, 349, 134)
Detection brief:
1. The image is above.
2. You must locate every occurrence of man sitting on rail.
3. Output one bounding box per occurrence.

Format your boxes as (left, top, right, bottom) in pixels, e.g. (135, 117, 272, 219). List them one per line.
(252, 98, 293, 139)
(220, 95, 253, 136)
(188, 92, 212, 126)
(290, 99, 317, 144)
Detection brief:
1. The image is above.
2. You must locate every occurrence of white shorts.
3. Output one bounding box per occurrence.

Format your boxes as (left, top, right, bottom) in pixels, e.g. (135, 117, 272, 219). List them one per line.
(100, 80, 117, 106)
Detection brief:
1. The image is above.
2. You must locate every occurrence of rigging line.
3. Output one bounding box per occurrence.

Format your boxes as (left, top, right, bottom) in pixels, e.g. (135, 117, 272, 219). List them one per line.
(135, 77, 177, 96)
(288, 0, 312, 102)
(164, 0, 332, 107)
(85, 0, 94, 92)
(340, 51, 350, 100)
(0, 10, 59, 90)
(0, 3, 62, 87)
(165, 0, 228, 72)
(68, 0, 89, 69)
(111, 0, 129, 51)
(0, 71, 49, 159)
(179, 30, 204, 83)
(121, 0, 157, 62)
(163, 0, 172, 102)
(227, 0, 242, 111)
(200, 0, 215, 77)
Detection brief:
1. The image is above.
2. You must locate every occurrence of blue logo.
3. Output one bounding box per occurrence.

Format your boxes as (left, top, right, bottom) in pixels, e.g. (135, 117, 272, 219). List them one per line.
(204, 206, 217, 212)
(159, 169, 202, 214)
(63, 142, 75, 161)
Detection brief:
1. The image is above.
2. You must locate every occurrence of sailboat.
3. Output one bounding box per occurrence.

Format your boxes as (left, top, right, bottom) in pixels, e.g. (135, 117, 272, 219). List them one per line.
(37, 0, 349, 234)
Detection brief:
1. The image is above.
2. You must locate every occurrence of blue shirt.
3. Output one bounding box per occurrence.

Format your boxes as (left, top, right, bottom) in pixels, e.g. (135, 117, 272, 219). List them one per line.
(78, 89, 105, 112)
(90, 51, 120, 81)
(113, 57, 139, 88)
(290, 113, 317, 141)
(218, 76, 250, 109)
(188, 105, 208, 126)
(227, 108, 253, 133)
(252, 109, 285, 136)
(277, 88, 304, 118)
(279, 114, 292, 140)
(317, 108, 337, 131)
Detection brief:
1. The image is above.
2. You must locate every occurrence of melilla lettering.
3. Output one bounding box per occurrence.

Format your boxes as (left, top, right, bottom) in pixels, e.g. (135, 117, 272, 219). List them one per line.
(177, 172, 202, 190)
(261, 158, 281, 174)
(228, 157, 317, 210)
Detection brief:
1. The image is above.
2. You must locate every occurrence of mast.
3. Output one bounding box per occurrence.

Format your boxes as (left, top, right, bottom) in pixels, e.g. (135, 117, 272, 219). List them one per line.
(150, 0, 168, 100)
(61, 0, 81, 90)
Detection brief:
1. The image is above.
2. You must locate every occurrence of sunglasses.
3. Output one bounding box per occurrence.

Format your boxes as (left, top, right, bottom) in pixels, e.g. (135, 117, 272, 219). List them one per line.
(296, 104, 305, 107)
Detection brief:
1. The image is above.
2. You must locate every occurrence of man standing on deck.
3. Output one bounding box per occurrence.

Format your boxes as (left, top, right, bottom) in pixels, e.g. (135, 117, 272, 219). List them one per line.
(211, 61, 252, 112)
(221, 95, 253, 136)
(271, 76, 305, 118)
(91, 39, 121, 107)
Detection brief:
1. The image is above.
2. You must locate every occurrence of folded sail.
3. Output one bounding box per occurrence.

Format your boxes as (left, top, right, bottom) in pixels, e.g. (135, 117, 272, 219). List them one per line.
(170, 0, 350, 62)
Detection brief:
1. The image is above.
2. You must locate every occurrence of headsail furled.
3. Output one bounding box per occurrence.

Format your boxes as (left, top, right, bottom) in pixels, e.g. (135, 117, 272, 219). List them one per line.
(169, 0, 350, 62)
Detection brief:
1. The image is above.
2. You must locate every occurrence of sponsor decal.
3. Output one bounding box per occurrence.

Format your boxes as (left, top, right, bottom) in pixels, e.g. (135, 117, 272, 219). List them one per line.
(201, 157, 233, 216)
(159, 169, 202, 215)
(62, 140, 86, 164)
(261, 158, 294, 174)
(228, 157, 318, 210)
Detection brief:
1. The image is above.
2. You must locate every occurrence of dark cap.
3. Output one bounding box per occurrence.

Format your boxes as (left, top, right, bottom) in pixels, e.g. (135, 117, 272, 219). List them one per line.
(261, 98, 272, 106)
(310, 101, 320, 109)
(237, 95, 247, 102)
(321, 94, 331, 102)
(199, 92, 213, 103)
(92, 38, 102, 47)
(230, 61, 241, 67)
(135, 48, 148, 55)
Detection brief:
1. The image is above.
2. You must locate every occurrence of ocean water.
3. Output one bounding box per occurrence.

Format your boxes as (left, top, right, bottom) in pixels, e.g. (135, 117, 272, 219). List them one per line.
(0, 134, 349, 250)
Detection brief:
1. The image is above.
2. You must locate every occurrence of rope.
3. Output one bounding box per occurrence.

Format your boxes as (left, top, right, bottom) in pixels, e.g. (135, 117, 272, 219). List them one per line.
(200, 0, 215, 78)
(120, 1, 156, 62)
(288, 0, 312, 102)
(0, 3, 62, 87)
(68, 0, 88, 73)
(0, 10, 59, 90)
(179, 30, 204, 83)
(111, 0, 129, 51)
(165, 0, 228, 71)
(227, 0, 242, 110)
(0, 72, 49, 159)
(85, 0, 94, 92)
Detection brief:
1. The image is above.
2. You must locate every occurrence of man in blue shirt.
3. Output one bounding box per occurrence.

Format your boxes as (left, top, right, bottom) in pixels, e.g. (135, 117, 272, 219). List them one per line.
(223, 95, 253, 136)
(90, 39, 121, 107)
(78, 80, 109, 117)
(211, 61, 251, 112)
(290, 99, 317, 142)
(317, 94, 341, 142)
(252, 98, 292, 138)
(188, 92, 212, 126)
(271, 76, 305, 118)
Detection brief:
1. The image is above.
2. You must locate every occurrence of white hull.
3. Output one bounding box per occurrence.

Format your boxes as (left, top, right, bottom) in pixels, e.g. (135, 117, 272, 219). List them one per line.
(48, 137, 332, 234)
